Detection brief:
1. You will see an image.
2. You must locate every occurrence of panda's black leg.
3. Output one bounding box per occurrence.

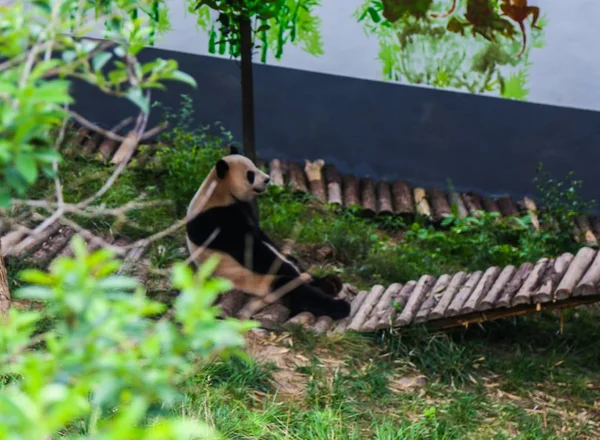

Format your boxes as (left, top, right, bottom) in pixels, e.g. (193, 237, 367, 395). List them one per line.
(272, 277, 350, 320)
(309, 274, 344, 297)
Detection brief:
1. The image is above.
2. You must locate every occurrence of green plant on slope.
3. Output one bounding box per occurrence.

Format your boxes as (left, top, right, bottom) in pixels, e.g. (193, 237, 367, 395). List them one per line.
(0, 236, 256, 439)
(0, 0, 194, 207)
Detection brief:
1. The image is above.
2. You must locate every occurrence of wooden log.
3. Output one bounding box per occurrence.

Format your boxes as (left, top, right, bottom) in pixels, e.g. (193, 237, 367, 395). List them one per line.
(304, 159, 326, 202)
(217, 289, 247, 318)
(394, 275, 436, 326)
(110, 132, 141, 165)
(427, 188, 451, 222)
(0, 251, 9, 315)
(479, 265, 516, 310)
(574, 248, 600, 297)
(571, 220, 583, 243)
(287, 162, 308, 193)
(512, 258, 550, 306)
(555, 247, 596, 300)
(496, 195, 518, 217)
(414, 274, 451, 323)
(413, 188, 432, 218)
(575, 216, 598, 247)
(447, 271, 484, 316)
(589, 216, 600, 238)
(323, 165, 342, 205)
(284, 311, 316, 329)
(449, 192, 468, 219)
(391, 181, 414, 216)
(75, 127, 90, 146)
(360, 283, 402, 332)
(118, 243, 149, 276)
(533, 254, 573, 303)
(269, 159, 285, 186)
(253, 303, 291, 329)
(342, 175, 360, 208)
(314, 315, 334, 334)
(461, 267, 501, 313)
(132, 258, 151, 285)
(347, 285, 386, 331)
(377, 281, 416, 330)
(522, 197, 540, 231)
(10, 221, 62, 258)
(29, 227, 75, 268)
(359, 178, 377, 217)
(0, 229, 27, 257)
(376, 181, 394, 215)
(463, 192, 483, 217)
(496, 262, 534, 308)
(428, 272, 467, 320)
(333, 289, 369, 333)
(481, 197, 501, 215)
(97, 138, 119, 162)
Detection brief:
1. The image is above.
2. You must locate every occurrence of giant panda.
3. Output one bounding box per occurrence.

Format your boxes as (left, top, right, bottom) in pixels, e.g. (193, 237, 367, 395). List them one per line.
(185, 146, 351, 320)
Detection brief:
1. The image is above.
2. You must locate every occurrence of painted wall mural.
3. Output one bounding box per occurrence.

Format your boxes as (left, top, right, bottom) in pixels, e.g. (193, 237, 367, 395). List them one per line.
(354, 0, 546, 100)
(88, 0, 600, 112)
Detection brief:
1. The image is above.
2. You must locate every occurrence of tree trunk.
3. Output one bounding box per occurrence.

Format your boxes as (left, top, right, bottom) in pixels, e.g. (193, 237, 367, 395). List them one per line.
(239, 16, 259, 218)
(0, 241, 10, 316)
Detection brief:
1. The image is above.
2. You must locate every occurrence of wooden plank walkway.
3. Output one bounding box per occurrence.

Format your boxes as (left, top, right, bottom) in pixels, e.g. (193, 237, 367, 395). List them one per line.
(3, 219, 600, 333)
(70, 126, 600, 245)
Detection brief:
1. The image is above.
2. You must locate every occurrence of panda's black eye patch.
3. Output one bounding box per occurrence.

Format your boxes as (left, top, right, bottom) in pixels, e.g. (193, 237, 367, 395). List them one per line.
(246, 170, 255, 184)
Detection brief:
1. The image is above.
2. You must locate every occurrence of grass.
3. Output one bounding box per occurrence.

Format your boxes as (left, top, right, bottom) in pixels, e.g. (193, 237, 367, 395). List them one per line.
(6, 97, 600, 438)
(170, 310, 600, 439)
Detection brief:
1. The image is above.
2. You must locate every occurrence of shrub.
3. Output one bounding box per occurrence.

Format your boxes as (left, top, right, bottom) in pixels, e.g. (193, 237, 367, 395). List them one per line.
(0, 236, 256, 439)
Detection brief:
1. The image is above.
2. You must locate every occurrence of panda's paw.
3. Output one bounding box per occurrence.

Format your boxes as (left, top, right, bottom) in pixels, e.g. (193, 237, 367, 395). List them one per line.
(313, 274, 344, 296)
(329, 299, 351, 320)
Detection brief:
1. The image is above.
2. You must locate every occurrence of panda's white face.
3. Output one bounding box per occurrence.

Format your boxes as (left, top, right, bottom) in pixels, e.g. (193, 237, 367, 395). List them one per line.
(216, 154, 271, 202)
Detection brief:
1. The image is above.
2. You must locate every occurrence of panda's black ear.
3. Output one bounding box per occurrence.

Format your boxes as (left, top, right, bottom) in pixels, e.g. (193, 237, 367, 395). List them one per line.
(216, 159, 229, 179)
(229, 145, 240, 155)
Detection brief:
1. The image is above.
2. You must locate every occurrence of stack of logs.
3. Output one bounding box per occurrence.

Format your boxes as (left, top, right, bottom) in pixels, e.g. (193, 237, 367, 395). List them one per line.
(72, 127, 600, 247)
(268, 158, 600, 248)
(3, 218, 600, 333)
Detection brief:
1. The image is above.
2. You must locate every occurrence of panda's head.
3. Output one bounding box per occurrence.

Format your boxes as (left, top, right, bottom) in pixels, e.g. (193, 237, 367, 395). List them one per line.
(215, 146, 271, 202)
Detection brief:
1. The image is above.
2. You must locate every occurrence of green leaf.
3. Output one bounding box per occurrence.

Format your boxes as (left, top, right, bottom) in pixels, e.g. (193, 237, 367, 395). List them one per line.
(167, 70, 197, 88)
(367, 7, 381, 23)
(208, 29, 217, 53)
(62, 50, 76, 63)
(20, 269, 55, 286)
(97, 276, 139, 291)
(14, 286, 53, 301)
(0, 187, 10, 208)
(33, 80, 73, 105)
(70, 235, 88, 259)
(14, 153, 38, 184)
(33, 148, 61, 164)
(92, 51, 112, 71)
(125, 88, 150, 114)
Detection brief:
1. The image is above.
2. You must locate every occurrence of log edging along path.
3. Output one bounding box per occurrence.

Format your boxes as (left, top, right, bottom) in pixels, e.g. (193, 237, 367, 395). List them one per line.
(71, 126, 600, 246)
(3, 220, 600, 333)
(4, 124, 600, 333)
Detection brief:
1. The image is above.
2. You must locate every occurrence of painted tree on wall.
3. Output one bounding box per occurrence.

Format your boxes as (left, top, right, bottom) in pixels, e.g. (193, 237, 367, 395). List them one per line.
(188, 0, 324, 163)
(355, 0, 546, 100)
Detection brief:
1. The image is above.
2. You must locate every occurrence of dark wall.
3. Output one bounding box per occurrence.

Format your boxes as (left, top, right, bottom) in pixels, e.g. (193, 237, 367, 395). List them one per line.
(71, 45, 600, 208)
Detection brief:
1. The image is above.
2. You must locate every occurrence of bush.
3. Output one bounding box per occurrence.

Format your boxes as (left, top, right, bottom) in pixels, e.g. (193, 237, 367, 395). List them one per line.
(0, 236, 256, 439)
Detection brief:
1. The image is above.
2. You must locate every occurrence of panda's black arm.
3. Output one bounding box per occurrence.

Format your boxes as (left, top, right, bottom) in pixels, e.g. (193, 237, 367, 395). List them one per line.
(238, 201, 304, 268)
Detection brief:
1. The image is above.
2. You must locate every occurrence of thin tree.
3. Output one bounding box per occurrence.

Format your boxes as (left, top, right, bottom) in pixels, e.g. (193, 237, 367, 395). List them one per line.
(190, 0, 324, 164)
